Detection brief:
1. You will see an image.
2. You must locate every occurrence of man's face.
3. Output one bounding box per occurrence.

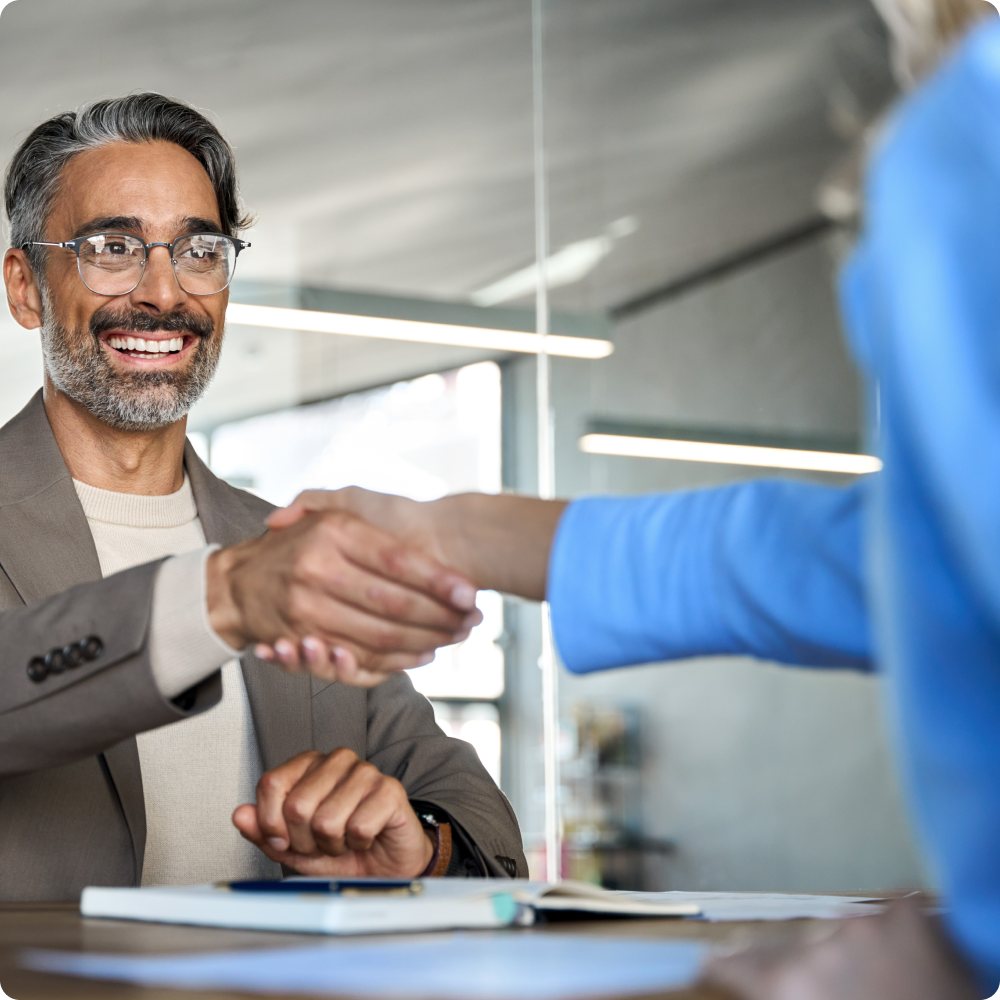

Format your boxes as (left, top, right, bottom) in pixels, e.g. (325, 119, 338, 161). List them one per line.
(38, 140, 230, 431)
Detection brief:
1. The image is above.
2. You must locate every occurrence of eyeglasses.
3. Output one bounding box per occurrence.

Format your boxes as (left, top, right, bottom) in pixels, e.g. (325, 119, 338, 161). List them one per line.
(21, 232, 251, 297)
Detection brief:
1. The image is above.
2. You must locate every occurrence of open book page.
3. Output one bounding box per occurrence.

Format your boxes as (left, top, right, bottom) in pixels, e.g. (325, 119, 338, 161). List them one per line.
(613, 890, 886, 921)
(416, 879, 699, 916)
(418, 880, 885, 920)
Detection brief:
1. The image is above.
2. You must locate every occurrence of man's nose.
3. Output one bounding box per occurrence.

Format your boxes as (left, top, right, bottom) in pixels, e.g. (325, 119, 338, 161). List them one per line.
(129, 244, 187, 312)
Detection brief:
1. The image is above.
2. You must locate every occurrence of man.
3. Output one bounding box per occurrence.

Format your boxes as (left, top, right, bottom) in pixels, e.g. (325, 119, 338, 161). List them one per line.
(269, 10, 1000, 1000)
(0, 92, 525, 899)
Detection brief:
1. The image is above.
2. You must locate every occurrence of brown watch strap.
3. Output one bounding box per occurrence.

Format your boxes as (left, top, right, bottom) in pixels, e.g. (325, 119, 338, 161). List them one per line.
(430, 821, 452, 877)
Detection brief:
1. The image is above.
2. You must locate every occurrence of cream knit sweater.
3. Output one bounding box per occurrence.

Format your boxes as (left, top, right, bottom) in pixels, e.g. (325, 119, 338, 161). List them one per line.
(74, 476, 280, 885)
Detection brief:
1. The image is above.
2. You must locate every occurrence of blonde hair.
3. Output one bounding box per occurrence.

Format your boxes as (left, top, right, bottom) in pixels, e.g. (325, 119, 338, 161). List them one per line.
(871, 0, 997, 86)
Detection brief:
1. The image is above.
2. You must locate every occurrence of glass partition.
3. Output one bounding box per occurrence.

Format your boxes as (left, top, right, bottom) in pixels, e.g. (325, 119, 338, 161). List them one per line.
(535, 0, 925, 891)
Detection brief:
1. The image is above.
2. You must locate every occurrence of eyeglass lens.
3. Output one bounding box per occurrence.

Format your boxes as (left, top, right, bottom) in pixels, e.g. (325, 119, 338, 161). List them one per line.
(77, 234, 236, 296)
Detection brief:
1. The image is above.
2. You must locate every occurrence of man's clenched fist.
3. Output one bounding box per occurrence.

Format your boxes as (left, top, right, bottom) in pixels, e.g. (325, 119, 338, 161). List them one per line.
(232, 749, 436, 877)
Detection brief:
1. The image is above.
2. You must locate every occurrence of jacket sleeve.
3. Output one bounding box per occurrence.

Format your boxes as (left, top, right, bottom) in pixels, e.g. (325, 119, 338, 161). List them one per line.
(363, 672, 527, 878)
(548, 479, 872, 674)
(0, 561, 221, 778)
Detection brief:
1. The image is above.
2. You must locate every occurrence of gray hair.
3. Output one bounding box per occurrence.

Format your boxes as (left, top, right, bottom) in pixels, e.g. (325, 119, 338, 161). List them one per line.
(5, 92, 253, 280)
(871, 0, 998, 86)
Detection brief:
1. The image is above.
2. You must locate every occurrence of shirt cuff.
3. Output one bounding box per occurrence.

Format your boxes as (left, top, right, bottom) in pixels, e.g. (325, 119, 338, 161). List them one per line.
(149, 545, 242, 700)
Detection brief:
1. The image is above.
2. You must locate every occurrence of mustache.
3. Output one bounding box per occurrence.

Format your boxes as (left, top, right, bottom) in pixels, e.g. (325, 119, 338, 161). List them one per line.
(89, 307, 215, 340)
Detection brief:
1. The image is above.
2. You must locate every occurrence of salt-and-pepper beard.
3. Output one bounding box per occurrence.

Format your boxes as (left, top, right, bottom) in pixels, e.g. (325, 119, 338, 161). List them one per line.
(40, 293, 223, 432)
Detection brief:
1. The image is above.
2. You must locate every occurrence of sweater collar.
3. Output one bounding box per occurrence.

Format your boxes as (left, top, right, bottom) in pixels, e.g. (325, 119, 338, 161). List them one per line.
(73, 475, 197, 529)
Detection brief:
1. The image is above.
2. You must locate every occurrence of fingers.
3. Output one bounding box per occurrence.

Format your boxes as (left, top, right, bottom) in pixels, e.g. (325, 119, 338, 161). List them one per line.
(288, 580, 463, 654)
(266, 489, 344, 530)
(272, 512, 475, 638)
(337, 517, 478, 614)
(231, 803, 261, 842)
(222, 504, 481, 685)
(254, 637, 436, 687)
(303, 759, 387, 856)
(253, 751, 325, 853)
(266, 487, 390, 531)
(328, 645, 433, 688)
(232, 802, 362, 876)
(238, 748, 434, 878)
(280, 749, 363, 855)
(256, 601, 482, 688)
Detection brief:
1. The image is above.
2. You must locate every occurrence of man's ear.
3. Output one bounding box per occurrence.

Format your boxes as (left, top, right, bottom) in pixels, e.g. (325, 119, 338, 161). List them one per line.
(4, 248, 44, 330)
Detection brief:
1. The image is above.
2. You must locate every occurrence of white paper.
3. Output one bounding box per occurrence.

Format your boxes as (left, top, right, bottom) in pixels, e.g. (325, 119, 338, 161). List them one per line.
(614, 891, 885, 921)
(22, 933, 707, 1000)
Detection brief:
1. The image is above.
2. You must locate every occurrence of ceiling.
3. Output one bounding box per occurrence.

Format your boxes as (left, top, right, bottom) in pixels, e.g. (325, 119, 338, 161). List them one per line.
(0, 0, 893, 428)
(0, 0, 892, 306)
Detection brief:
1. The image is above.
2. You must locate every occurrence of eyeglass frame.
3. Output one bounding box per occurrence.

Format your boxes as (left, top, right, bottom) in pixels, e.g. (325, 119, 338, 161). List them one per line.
(20, 231, 251, 296)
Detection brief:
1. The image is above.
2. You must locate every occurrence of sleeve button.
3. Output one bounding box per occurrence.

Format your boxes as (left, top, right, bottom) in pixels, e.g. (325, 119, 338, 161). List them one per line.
(44, 648, 67, 674)
(80, 636, 103, 662)
(63, 643, 85, 669)
(27, 658, 48, 683)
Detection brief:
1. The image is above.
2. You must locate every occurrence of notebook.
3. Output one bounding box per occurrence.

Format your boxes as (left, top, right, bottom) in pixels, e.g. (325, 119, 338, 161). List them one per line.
(80, 878, 700, 935)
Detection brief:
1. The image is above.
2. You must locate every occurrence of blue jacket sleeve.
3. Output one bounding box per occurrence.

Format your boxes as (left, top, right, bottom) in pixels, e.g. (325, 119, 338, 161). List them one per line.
(547, 479, 872, 674)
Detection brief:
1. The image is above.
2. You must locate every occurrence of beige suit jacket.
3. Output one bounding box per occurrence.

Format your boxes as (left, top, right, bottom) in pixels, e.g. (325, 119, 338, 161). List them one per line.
(0, 392, 525, 899)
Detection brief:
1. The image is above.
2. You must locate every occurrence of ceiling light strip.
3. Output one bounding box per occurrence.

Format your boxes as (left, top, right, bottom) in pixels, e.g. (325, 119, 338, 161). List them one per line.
(579, 433, 882, 475)
(226, 302, 613, 359)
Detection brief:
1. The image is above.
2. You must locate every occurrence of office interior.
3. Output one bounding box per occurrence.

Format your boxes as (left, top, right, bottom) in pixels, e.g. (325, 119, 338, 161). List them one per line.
(0, 0, 922, 893)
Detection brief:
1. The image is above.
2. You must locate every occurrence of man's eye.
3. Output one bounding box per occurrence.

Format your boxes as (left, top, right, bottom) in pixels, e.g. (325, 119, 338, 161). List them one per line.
(107, 242, 129, 255)
(184, 243, 218, 259)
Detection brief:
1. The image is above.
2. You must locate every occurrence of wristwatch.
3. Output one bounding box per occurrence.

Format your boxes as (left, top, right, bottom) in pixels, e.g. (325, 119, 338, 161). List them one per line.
(416, 810, 453, 877)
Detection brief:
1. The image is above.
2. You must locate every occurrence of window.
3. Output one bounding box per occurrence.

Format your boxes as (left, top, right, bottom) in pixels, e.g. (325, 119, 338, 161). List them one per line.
(202, 361, 504, 783)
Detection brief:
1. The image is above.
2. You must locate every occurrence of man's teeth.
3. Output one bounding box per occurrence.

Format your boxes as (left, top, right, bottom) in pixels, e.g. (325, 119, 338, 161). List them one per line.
(107, 336, 184, 355)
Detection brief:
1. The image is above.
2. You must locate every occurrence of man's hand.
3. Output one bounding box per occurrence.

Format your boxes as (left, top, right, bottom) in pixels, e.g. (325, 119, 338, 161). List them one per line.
(703, 896, 981, 1000)
(232, 749, 435, 877)
(206, 508, 482, 687)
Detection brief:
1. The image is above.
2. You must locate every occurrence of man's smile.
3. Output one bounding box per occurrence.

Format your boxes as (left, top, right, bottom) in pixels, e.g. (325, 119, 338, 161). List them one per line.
(98, 330, 201, 364)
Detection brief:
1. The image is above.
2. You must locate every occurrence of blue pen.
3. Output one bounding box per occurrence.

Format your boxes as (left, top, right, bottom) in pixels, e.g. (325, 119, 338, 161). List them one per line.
(222, 878, 422, 896)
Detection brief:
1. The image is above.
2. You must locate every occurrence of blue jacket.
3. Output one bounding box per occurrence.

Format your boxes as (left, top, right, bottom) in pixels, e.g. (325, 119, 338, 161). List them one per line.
(548, 22, 1000, 993)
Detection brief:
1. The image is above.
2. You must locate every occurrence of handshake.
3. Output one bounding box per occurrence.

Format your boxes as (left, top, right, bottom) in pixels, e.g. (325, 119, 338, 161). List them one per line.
(207, 487, 564, 687)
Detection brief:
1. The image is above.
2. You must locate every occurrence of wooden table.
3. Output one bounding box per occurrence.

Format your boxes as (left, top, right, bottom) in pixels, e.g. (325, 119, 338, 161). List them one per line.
(0, 900, 848, 1000)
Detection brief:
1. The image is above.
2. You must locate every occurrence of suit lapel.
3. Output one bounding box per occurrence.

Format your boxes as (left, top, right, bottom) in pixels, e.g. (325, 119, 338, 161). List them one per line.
(0, 392, 147, 879)
(185, 443, 314, 770)
(0, 392, 101, 603)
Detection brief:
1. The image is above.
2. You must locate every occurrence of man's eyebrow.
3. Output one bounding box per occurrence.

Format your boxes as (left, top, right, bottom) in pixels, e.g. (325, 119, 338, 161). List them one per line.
(71, 216, 144, 239)
(180, 217, 225, 236)
(68, 216, 226, 240)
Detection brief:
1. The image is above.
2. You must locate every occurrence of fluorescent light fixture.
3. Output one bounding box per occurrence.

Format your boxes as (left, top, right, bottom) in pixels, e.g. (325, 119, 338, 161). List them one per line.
(471, 216, 638, 306)
(580, 432, 882, 475)
(226, 302, 613, 360)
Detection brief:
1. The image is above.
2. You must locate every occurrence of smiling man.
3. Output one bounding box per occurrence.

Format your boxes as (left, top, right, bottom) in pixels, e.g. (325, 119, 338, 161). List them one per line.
(0, 93, 525, 898)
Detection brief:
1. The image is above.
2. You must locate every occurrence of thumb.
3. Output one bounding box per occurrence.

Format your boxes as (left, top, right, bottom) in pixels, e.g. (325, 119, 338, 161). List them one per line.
(266, 503, 311, 530)
(266, 488, 356, 530)
(232, 803, 262, 842)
